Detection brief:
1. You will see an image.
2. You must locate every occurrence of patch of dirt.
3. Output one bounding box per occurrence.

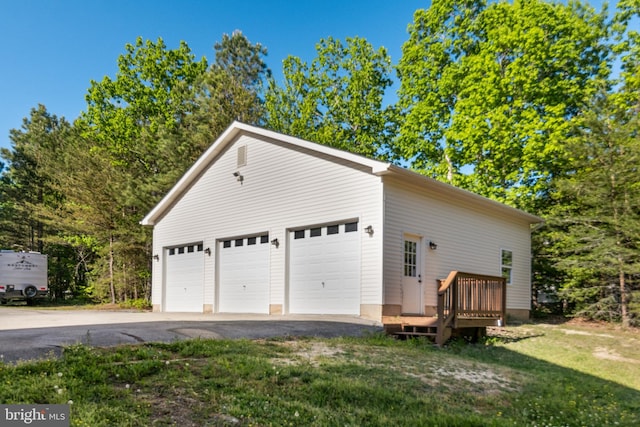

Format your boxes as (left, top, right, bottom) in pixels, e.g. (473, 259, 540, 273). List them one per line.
(398, 359, 520, 394)
(593, 347, 640, 364)
(270, 340, 345, 367)
(145, 393, 209, 426)
(562, 329, 615, 339)
(295, 342, 344, 359)
(430, 366, 517, 391)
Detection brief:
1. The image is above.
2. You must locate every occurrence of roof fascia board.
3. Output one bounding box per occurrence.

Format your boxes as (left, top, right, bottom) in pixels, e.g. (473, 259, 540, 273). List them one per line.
(237, 122, 391, 173)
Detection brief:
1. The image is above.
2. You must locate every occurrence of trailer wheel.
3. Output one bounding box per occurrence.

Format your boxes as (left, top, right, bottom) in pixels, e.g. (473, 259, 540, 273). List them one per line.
(24, 285, 38, 299)
(0, 298, 6, 305)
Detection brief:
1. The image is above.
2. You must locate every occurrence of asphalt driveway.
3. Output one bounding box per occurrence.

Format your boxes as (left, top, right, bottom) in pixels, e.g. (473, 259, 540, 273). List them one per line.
(0, 307, 382, 364)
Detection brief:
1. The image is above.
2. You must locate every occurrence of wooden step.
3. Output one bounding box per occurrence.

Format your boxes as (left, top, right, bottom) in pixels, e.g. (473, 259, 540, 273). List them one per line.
(382, 315, 439, 327)
(394, 331, 437, 337)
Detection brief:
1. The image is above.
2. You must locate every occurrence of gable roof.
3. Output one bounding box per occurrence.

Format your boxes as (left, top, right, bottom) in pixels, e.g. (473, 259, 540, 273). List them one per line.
(141, 121, 542, 226)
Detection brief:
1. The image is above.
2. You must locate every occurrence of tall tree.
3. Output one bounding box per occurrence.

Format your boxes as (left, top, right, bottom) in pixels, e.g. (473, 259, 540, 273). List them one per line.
(82, 37, 208, 172)
(0, 106, 95, 299)
(74, 34, 271, 303)
(396, 0, 610, 210)
(612, 0, 640, 111)
(264, 37, 396, 159)
(173, 30, 271, 181)
(33, 125, 132, 303)
(78, 38, 210, 302)
(0, 105, 70, 252)
(544, 93, 640, 327)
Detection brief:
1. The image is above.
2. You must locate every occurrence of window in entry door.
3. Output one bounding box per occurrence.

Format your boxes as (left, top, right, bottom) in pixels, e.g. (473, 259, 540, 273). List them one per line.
(404, 240, 417, 277)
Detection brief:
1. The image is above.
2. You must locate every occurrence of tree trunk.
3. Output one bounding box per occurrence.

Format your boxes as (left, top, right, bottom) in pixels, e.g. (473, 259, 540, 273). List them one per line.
(109, 233, 116, 304)
(619, 258, 629, 328)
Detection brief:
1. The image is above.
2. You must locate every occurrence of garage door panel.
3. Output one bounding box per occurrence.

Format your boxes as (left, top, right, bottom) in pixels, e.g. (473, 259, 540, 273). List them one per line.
(289, 222, 360, 315)
(218, 235, 270, 314)
(165, 245, 204, 312)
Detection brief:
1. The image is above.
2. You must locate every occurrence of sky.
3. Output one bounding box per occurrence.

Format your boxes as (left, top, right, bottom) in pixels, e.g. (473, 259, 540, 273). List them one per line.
(0, 0, 423, 152)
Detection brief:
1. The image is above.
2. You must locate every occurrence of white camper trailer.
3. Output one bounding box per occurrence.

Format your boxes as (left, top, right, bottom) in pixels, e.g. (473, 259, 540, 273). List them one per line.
(0, 251, 48, 305)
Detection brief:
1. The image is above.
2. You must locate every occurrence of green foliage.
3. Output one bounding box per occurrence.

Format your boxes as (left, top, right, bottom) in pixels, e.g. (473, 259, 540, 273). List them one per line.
(173, 31, 270, 176)
(540, 92, 640, 327)
(0, 105, 71, 252)
(82, 37, 208, 168)
(0, 32, 269, 305)
(612, 0, 640, 109)
(118, 298, 152, 310)
(265, 36, 396, 159)
(396, 0, 610, 210)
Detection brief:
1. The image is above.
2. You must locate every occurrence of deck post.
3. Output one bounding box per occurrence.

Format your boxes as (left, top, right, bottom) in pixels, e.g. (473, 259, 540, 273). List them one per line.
(436, 283, 445, 346)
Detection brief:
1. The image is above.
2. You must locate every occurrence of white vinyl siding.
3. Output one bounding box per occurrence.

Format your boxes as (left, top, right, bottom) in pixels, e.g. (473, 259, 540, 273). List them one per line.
(151, 132, 384, 312)
(383, 177, 532, 311)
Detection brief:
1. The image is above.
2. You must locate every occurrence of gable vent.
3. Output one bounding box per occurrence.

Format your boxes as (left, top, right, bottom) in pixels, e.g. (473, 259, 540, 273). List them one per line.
(237, 145, 247, 167)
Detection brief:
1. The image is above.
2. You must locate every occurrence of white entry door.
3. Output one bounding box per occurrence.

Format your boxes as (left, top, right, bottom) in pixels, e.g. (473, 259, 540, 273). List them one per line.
(218, 234, 270, 313)
(402, 235, 422, 314)
(288, 222, 361, 314)
(164, 244, 205, 312)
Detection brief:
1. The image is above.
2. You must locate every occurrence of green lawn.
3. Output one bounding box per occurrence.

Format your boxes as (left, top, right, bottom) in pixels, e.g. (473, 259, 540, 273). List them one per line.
(1, 321, 638, 426)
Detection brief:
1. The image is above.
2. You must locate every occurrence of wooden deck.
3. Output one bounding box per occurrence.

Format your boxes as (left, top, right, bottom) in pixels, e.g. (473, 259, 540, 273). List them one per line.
(384, 271, 506, 346)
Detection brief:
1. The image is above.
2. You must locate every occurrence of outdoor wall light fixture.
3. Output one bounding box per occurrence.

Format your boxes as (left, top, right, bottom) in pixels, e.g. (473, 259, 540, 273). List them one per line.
(233, 171, 244, 183)
(153, 254, 159, 261)
(429, 241, 438, 250)
(271, 238, 279, 248)
(364, 225, 374, 235)
(204, 247, 211, 256)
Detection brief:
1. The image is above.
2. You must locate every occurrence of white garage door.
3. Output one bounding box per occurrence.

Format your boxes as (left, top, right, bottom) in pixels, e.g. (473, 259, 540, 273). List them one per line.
(164, 243, 204, 312)
(218, 234, 270, 313)
(289, 221, 361, 314)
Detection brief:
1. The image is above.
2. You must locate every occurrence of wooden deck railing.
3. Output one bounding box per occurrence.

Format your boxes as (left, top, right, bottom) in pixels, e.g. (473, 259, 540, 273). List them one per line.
(436, 271, 506, 345)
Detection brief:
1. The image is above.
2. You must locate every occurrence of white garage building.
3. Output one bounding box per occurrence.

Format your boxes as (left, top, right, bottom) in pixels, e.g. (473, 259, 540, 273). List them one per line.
(141, 122, 541, 323)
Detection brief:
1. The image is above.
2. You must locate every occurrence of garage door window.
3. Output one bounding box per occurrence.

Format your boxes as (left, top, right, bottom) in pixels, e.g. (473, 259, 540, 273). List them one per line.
(222, 235, 270, 249)
(327, 225, 339, 235)
(295, 222, 358, 237)
(168, 244, 205, 255)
